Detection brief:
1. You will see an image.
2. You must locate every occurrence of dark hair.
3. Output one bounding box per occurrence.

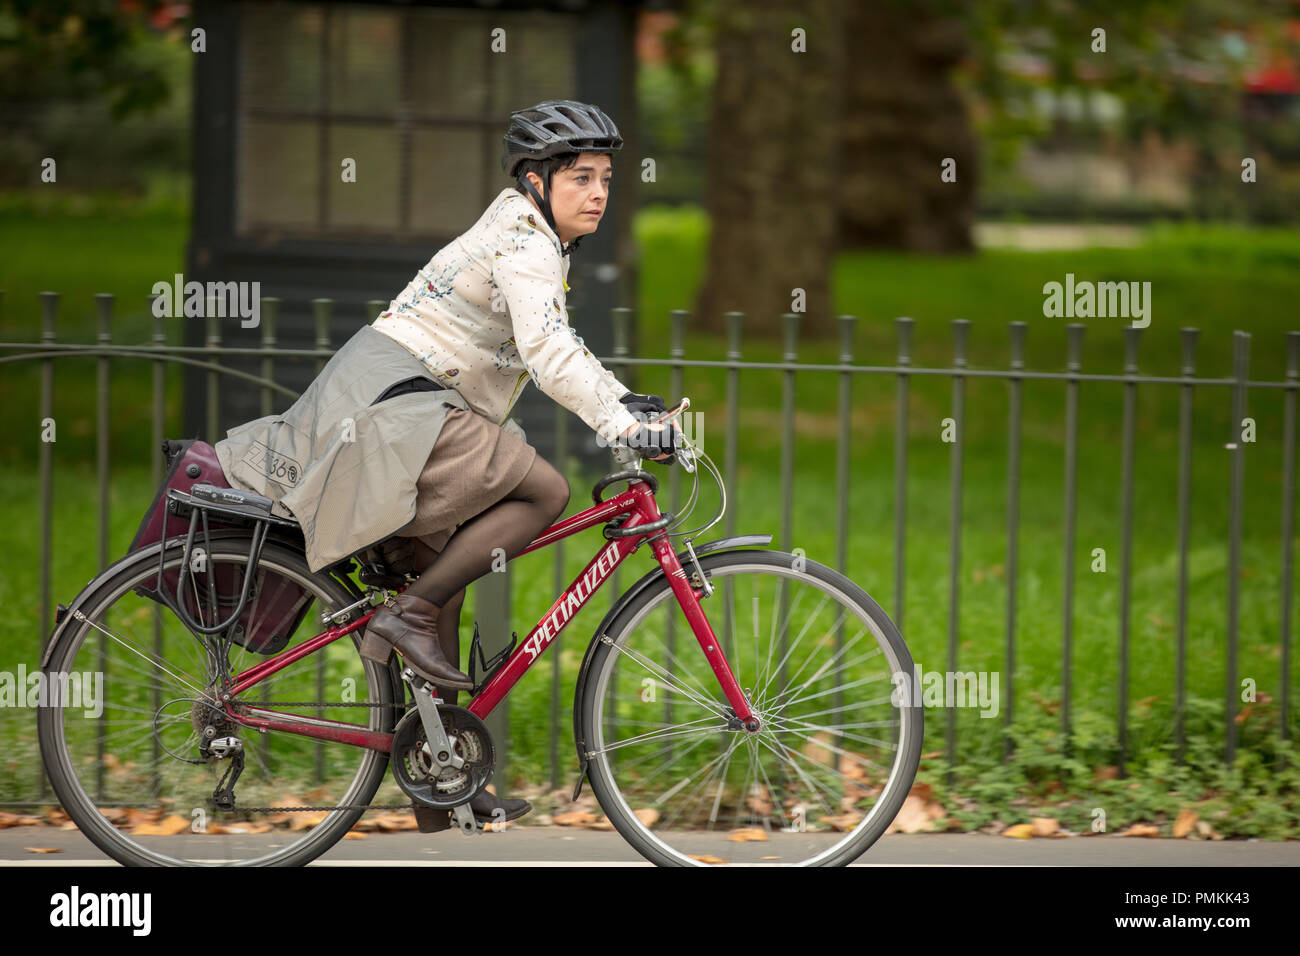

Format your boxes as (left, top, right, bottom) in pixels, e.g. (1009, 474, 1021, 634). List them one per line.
(511, 151, 611, 194)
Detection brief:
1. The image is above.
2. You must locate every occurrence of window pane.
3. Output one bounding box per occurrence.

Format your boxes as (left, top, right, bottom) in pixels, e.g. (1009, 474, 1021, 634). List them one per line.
(238, 120, 320, 232)
(408, 11, 489, 120)
(241, 3, 323, 112)
(489, 17, 576, 116)
(409, 128, 488, 236)
(328, 7, 400, 116)
(327, 125, 400, 232)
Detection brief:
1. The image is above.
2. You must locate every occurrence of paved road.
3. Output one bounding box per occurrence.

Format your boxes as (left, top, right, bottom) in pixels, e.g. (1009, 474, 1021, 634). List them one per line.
(2, 826, 1296, 865)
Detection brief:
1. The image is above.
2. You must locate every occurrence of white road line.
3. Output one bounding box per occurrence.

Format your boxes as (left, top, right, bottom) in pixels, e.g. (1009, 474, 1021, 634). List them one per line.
(1, 859, 1025, 867)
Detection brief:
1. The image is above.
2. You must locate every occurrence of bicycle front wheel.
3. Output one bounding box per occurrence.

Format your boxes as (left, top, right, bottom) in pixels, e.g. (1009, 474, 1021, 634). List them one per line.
(578, 549, 922, 866)
(38, 534, 398, 866)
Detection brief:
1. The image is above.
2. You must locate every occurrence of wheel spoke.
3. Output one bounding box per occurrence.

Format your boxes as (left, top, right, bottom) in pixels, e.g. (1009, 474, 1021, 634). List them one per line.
(41, 540, 391, 866)
(586, 557, 920, 865)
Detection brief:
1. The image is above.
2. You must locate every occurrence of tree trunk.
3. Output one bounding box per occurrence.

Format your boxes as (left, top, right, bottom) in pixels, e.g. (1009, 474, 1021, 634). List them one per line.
(836, 0, 977, 252)
(694, 0, 846, 338)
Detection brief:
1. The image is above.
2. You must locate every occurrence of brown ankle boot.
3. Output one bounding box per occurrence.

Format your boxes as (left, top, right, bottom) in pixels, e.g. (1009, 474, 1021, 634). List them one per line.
(359, 593, 473, 689)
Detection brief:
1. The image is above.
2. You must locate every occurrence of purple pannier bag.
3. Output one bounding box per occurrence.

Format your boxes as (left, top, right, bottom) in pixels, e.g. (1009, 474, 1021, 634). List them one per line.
(128, 439, 313, 655)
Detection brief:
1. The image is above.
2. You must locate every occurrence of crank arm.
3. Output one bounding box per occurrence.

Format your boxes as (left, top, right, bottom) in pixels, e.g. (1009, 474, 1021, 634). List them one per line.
(451, 802, 477, 835)
(403, 669, 463, 772)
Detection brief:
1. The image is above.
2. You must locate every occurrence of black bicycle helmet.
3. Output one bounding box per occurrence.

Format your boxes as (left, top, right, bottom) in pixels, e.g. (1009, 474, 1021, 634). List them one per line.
(502, 99, 622, 256)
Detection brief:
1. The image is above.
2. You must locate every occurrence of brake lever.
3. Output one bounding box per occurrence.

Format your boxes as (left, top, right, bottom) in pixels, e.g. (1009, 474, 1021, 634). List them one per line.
(651, 398, 694, 472)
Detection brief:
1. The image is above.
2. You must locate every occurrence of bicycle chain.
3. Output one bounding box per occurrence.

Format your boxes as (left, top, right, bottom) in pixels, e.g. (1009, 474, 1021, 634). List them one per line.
(213, 804, 414, 812)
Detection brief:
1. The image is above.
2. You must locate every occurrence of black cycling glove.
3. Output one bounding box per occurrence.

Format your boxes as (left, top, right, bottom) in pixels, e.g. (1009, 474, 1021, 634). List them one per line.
(625, 420, 681, 465)
(619, 392, 668, 420)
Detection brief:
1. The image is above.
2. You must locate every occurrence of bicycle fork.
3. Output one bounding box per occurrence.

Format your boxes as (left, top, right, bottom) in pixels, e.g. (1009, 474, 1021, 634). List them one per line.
(648, 534, 757, 730)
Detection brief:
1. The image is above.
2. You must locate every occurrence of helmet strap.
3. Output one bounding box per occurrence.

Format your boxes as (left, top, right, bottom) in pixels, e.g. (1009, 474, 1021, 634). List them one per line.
(517, 159, 573, 255)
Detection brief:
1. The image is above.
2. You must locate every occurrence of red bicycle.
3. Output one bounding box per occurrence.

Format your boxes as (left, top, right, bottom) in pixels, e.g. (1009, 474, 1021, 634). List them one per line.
(38, 398, 921, 866)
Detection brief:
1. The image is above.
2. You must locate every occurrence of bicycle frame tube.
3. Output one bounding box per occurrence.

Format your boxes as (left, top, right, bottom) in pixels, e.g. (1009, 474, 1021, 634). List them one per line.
(220, 477, 753, 751)
(468, 481, 754, 723)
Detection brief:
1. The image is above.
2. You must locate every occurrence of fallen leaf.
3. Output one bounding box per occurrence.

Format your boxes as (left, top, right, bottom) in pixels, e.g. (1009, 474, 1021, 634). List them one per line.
(342, 831, 367, 840)
(1172, 809, 1198, 839)
(760, 856, 781, 861)
(583, 816, 615, 831)
(1002, 824, 1034, 839)
(1030, 817, 1058, 837)
(633, 808, 659, 828)
(125, 808, 163, 828)
(370, 813, 418, 832)
(43, 808, 69, 826)
(802, 731, 834, 763)
(133, 814, 190, 836)
(1195, 820, 1223, 841)
(824, 812, 863, 832)
(885, 795, 937, 834)
(97, 808, 127, 825)
(747, 785, 774, 816)
(838, 751, 870, 784)
(24, 847, 61, 854)
(224, 823, 273, 835)
(553, 811, 598, 827)
(688, 854, 727, 865)
(264, 796, 307, 827)
(727, 827, 769, 842)
(1121, 824, 1160, 838)
(289, 812, 329, 831)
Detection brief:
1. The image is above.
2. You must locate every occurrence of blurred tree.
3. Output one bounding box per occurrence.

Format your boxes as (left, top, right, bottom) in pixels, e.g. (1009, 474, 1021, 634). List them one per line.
(665, 0, 1295, 335)
(0, 0, 174, 118)
(0, 1, 187, 191)
(838, 0, 977, 253)
(690, 0, 848, 337)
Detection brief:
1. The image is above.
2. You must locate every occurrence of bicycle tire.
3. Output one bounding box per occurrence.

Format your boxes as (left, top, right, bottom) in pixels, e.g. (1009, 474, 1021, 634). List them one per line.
(577, 548, 922, 867)
(38, 533, 397, 866)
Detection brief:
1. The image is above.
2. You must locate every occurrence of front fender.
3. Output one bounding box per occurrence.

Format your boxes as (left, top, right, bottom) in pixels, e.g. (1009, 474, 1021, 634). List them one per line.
(568, 533, 773, 797)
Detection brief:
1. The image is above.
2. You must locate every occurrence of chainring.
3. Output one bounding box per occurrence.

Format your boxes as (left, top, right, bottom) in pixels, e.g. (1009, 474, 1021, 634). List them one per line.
(391, 704, 495, 810)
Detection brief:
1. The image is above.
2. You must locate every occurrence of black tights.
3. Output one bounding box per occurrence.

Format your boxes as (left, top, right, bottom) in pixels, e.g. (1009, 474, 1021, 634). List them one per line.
(403, 454, 570, 701)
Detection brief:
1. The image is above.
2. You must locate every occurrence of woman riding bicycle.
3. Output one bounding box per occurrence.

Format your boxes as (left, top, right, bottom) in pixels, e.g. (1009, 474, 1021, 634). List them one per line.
(213, 100, 684, 830)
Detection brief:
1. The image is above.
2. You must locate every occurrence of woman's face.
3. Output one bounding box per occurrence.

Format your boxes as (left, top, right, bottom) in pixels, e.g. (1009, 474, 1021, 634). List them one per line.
(524, 152, 613, 245)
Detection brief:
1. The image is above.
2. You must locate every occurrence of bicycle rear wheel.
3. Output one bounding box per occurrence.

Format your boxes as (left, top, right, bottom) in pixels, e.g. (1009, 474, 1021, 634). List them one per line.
(578, 549, 921, 866)
(38, 533, 399, 866)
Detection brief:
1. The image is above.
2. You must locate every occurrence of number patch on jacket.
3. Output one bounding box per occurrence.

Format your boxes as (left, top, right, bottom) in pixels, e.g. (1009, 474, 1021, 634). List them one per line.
(243, 441, 302, 487)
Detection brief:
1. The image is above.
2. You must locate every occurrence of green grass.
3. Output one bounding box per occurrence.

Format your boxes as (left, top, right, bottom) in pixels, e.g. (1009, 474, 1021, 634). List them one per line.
(2, 199, 1298, 835)
(0, 190, 189, 467)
